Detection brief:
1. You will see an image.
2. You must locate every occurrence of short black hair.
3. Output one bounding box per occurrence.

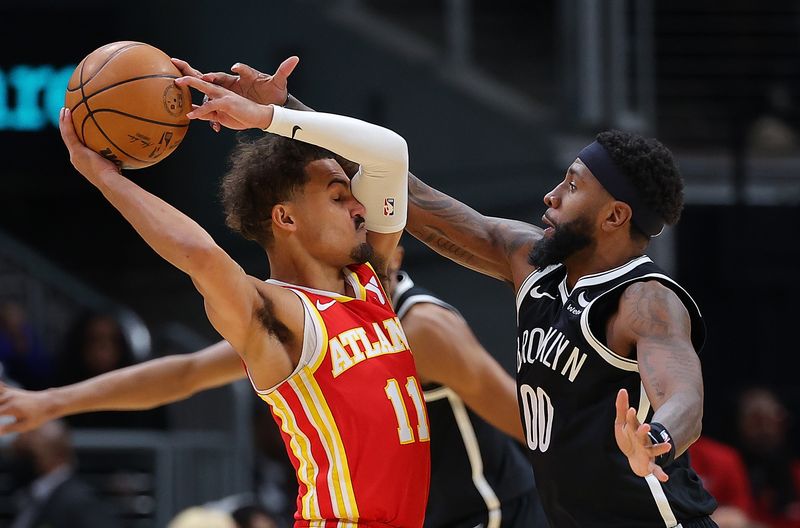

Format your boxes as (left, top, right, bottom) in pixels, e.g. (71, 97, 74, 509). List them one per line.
(221, 133, 336, 247)
(596, 130, 684, 237)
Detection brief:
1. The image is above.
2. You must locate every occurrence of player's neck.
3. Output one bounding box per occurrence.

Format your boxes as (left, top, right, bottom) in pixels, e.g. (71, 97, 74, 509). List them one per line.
(268, 252, 351, 295)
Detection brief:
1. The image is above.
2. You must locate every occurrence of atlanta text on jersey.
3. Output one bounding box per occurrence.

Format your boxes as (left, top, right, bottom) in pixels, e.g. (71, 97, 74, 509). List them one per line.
(330, 316, 410, 377)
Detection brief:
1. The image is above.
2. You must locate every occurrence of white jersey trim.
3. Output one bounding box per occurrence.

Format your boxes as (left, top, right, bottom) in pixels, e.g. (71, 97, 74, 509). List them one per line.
(267, 268, 365, 302)
(444, 387, 502, 528)
(579, 271, 697, 372)
(645, 473, 679, 527)
(573, 255, 653, 290)
(246, 289, 323, 395)
(515, 264, 562, 313)
(637, 381, 652, 424)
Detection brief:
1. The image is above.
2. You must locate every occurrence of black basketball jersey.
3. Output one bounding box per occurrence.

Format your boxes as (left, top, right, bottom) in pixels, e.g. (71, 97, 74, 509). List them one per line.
(515, 256, 717, 528)
(394, 271, 536, 528)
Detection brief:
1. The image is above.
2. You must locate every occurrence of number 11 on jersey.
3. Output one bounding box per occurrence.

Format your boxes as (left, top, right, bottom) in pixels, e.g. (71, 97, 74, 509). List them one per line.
(385, 377, 430, 444)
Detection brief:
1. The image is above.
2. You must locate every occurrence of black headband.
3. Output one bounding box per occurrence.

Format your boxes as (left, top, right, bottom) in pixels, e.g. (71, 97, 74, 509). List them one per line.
(577, 141, 665, 237)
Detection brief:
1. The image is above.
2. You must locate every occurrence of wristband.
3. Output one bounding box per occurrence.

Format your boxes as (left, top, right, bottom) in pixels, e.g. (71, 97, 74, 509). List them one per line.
(647, 422, 676, 467)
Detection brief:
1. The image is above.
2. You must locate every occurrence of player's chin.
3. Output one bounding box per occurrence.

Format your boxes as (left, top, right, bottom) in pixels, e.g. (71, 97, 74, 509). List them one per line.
(349, 242, 374, 265)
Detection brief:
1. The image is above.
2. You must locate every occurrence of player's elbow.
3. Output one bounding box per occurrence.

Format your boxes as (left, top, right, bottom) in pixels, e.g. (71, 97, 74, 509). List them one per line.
(182, 242, 227, 277)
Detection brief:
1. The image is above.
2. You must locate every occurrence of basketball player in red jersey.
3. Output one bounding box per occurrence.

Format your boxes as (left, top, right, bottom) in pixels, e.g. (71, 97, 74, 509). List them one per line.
(56, 59, 429, 526)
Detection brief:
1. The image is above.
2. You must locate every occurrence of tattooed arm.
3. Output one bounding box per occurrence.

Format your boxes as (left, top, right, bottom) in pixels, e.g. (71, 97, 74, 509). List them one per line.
(407, 173, 542, 287)
(610, 281, 704, 481)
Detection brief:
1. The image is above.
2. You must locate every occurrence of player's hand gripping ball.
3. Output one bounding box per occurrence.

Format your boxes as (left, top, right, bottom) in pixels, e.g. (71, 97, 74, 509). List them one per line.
(64, 41, 191, 170)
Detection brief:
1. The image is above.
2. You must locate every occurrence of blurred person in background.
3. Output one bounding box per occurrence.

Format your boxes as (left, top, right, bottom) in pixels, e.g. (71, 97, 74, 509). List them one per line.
(737, 387, 800, 528)
(6, 419, 120, 528)
(689, 435, 757, 526)
(57, 311, 136, 386)
(56, 310, 163, 429)
(232, 504, 279, 528)
(168, 506, 236, 528)
(0, 302, 52, 390)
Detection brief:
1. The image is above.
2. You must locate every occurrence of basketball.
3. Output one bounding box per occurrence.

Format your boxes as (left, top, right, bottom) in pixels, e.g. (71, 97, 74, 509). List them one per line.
(64, 41, 191, 170)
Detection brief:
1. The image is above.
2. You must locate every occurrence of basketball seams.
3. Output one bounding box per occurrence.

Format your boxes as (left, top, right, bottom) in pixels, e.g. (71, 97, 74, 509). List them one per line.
(87, 109, 190, 129)
(83, 117, 151, 166)
(68, 74, 183, 113)
(69, 42, 145, 91)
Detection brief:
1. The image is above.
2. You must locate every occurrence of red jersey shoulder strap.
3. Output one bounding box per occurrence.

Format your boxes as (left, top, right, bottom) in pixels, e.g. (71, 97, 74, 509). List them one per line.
(347, 262, 391, 309)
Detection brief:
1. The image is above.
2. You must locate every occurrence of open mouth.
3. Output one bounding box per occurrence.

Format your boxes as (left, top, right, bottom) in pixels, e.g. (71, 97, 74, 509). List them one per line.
(354, 215, 366, 231)
(542, 213, 556, 236)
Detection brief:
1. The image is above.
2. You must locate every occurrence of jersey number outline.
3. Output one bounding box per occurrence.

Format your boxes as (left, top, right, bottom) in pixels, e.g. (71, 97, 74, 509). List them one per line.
(385, 377, 430, 444)
(520, 384, 554, 452)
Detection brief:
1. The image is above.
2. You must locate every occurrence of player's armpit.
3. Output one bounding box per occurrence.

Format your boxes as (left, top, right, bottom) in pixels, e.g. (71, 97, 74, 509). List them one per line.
(616, 281, 705, 456)
(206, 282, 305, 391)
(407, 172, 541, 287)
(403, 303, 524, 442)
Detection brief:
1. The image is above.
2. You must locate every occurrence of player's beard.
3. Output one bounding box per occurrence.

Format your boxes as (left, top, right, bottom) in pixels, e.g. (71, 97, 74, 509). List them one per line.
(350, 242, 374, 264)
(528, 216, 594, 269)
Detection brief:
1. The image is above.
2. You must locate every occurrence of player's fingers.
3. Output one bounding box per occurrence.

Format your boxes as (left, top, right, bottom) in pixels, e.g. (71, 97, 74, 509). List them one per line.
(652, 464, 669, 482)
(231, 62, 263, 80)
(615, 389, 628, 426)
(647, 442, 672, 456)
(187, 101, 227, 122)
(273, 56, 299, 82)
(202, 72, 238, 89)
(58, 108, 80, 149)
(171, 58, 203, 78)
(0, 419, 28, 436)
(211, 120, 221, 133)
(175, 76, 227, 98)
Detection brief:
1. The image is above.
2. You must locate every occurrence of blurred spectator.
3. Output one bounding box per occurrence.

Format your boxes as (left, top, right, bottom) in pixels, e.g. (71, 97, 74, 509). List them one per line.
(712, 506, 766, 528)
(0, 302, 52, 390)
(57, 311, 135, 385)
(232, 504, 278, 528)
(57, 311, 163, 429)
(7, 420, 121, 528)
(690, 436, 756, 517)
(747, 83, 800, 156)
(737, 387, 800, 528)
(168, 507, 236, 528)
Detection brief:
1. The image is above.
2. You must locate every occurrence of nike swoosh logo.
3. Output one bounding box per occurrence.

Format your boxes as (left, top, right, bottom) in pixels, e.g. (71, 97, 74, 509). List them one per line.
(291, 125, 302, 139)
(577, 291, 589, 308)
(530, 285, 556, 300)
(315, 299, 336, 311)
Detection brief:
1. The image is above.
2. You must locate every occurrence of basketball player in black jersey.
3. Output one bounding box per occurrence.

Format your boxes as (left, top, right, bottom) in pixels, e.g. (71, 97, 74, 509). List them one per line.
(406, 133, 719, 527)
(386, 246, 548, 528)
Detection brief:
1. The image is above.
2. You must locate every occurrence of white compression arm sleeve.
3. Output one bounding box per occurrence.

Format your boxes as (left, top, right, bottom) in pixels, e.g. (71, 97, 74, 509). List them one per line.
(265, 105, 408, 233)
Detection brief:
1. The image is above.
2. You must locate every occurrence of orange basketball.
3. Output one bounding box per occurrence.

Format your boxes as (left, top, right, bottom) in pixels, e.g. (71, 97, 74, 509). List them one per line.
(64, 41, 191, 170)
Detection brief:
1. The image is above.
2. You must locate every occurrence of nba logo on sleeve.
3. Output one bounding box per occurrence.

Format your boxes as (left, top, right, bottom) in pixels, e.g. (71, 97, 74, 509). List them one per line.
(384, 198, 395, 216)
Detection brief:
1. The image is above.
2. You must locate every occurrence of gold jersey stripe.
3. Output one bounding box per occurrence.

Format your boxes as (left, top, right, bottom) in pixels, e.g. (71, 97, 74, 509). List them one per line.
(299, 370, 360, 519)
(266, 391, 321, 519)
(290, 371, 359, 520)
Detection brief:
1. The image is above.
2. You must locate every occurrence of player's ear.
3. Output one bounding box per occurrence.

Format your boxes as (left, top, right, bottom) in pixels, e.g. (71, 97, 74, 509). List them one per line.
(602, 201, 633, 233)
(272, 204, 297, 233)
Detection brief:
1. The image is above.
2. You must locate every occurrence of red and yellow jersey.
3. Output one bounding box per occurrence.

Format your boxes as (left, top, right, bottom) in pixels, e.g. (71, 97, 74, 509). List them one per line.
(251, 263, 430, 527)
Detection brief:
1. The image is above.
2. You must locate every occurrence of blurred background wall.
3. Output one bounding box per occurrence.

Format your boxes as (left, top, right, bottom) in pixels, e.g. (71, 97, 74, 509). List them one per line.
(1, 1, 799, 526)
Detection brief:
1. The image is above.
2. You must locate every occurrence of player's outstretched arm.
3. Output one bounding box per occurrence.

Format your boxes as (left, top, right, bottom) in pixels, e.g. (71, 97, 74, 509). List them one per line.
(402, 303, 524, 442)
(0, 341, 244, 435)
(59, 108, 276, 360)
(407, 173, 542, 288)
(613, 281, 705, 482)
